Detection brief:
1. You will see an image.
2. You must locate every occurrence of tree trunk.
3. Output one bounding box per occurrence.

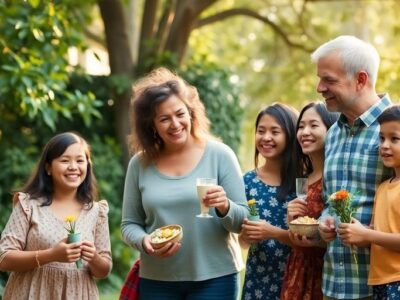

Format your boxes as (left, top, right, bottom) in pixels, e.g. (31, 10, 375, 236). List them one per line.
(164, 0, 216, 65)
(98, 0, 135, 166)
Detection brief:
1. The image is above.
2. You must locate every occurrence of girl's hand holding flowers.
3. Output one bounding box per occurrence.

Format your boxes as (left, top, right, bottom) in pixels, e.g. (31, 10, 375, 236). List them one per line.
(50, 238, 82, 263)
(80, 240, 97, 263)
(242, 219, 276, 241)
(64, 215, 83, 268)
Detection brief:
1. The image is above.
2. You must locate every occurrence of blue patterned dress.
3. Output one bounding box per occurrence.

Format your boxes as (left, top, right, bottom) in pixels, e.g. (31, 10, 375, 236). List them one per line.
(241, 170, 294, 300)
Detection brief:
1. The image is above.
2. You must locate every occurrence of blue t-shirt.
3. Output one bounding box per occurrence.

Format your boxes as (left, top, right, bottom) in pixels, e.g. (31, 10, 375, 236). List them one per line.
(241, 170, 293, 300)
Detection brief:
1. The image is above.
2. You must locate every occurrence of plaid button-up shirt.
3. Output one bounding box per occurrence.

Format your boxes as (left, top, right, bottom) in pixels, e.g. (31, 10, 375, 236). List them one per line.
(322, 94, 392, 299)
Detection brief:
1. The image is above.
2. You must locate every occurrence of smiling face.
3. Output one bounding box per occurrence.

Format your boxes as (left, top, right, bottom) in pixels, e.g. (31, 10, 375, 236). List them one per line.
(255, 114, 286, 160)
(153, 95, 192, 150)
(297, 107, 328, 156)
(379, 121, 400, 176)
(47, 142, 88, 193)
(316, 52, 359, 115)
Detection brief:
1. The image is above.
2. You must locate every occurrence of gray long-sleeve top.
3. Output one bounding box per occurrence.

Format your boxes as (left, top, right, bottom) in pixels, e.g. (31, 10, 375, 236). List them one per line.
(121, 140, 248, 281)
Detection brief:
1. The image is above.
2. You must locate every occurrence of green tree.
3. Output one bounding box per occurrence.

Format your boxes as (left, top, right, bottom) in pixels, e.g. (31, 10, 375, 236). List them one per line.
(0, 0, 101, 131)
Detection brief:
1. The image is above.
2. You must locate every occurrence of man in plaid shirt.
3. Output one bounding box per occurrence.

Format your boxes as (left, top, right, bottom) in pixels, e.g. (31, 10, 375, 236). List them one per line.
(312, 35, 392, 299)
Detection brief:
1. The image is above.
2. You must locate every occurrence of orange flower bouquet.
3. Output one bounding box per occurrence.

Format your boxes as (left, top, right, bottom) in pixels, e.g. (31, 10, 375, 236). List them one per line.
(329, 190, 358, 274)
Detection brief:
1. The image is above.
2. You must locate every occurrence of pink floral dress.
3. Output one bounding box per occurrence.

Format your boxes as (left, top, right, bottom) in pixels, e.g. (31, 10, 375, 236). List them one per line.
(0, 193, 112, 300)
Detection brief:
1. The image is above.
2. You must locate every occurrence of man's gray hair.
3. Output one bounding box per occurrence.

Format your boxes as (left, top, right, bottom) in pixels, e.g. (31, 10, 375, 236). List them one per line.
(311, 35, 380, 86)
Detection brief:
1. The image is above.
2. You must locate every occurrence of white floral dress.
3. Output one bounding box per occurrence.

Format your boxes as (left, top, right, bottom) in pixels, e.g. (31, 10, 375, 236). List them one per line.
(0, 193, 112, 300)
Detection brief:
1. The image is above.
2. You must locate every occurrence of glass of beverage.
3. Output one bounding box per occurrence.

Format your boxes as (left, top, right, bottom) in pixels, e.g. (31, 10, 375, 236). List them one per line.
(196, 178, 217, 218)
(296, 178, 308, 201)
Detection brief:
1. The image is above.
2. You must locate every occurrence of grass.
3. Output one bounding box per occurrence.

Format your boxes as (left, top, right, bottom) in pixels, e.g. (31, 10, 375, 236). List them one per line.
(100, 293, 119, 300)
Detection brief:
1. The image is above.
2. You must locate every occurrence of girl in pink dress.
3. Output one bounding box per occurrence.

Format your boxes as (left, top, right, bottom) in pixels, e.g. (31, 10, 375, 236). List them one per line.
(0, 132, 112, 300)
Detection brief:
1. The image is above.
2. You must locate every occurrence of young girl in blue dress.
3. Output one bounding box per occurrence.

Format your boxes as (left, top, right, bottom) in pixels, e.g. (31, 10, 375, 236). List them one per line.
(239, 103, 298, 300)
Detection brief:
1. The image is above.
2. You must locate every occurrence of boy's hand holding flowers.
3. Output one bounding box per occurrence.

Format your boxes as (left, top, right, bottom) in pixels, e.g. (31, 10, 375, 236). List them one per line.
(337, 218, 371, 248)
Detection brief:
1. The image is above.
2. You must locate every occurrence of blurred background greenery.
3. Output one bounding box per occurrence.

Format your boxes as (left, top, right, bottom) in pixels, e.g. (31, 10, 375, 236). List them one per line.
(1, 0, 400, 298)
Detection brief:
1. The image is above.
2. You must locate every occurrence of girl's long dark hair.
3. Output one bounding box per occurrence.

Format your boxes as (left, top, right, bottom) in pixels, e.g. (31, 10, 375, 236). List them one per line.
(295, 101, 339, 177)
(254, 103, 298, 200)
(20, 132, 98, 207)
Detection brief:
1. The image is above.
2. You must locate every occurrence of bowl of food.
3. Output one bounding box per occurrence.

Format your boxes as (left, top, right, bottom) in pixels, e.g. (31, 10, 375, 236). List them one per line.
(149, 224, 183, 249)
(289, 216, 319, 238)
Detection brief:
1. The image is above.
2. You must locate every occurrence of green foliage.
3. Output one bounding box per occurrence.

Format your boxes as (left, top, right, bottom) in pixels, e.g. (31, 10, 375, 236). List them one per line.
(89, 135, 137, 293)
(181, 61, 244, 153)
(0, 1, 101, 131)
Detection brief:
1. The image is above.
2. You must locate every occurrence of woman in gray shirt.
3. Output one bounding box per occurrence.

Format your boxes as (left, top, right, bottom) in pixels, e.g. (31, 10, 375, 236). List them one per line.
(121, 67, 248, 299)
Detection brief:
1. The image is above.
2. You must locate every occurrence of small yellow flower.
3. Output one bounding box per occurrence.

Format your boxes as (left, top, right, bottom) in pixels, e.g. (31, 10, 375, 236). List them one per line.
(64, 215, 77, 234)
(248, 199, 256, 206)
(65, 215, 76, 223)
(248, 199, 259, 217)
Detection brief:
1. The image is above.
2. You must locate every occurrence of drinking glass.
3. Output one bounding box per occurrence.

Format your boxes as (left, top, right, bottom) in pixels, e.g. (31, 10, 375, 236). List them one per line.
(196, 178, 217, 218)
(296, 178, 308, 201)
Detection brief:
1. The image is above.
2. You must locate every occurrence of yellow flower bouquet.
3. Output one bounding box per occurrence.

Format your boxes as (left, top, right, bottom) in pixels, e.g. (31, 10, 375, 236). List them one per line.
(248, 199, 260, 221)
(65, 215, 82, 268)
(247, 199, 260, 254)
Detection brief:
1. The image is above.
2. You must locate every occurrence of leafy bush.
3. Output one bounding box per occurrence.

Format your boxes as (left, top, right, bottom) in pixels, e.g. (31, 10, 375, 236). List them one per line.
(181, 62, 244, 153)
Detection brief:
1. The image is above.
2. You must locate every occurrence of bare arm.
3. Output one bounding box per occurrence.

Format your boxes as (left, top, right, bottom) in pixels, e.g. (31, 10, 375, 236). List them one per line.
(339, 218, 400, 251)
(0, 239, 81, 272)
(241, 219, 292, 246)
(368, 231, 400, 252)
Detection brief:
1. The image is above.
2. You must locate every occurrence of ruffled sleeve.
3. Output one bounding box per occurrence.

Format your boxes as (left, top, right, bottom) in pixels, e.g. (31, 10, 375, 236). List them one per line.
(95, 200, 112, 270)
(0, 192, 32, 266)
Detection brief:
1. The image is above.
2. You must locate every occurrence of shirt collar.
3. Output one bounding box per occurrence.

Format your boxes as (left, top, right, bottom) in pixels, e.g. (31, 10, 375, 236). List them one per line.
(337, 94, 391, 128)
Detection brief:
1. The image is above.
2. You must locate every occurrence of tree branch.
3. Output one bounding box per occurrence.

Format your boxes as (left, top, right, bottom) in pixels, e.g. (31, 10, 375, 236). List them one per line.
(155, 0, 176, 53)
(83, 28, 105, 47)
(194, 7, 313, 52)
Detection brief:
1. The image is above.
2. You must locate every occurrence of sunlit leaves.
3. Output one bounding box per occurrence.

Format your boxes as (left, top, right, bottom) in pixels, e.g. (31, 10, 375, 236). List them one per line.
(0, 1, 101, 130)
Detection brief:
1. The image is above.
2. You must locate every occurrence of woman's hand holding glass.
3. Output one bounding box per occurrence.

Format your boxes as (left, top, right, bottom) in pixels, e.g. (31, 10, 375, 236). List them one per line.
(202, 186, 230, 217)
(287, 199, 308, 222)
(142, 235, 181, 258)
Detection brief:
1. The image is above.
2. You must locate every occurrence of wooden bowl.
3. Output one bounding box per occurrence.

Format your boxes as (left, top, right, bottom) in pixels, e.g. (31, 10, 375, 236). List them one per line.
(289, 217, 319, 238)
(149, 224, 183, 249)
